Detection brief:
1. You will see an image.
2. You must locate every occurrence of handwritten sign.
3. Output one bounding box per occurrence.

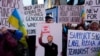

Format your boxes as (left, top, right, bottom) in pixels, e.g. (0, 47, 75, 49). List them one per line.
(85, 0, 100, 20)
(68, 30, 100, 56)
(0, 0, 24, 28)
(58, 5, 83, 24)
(24, 4, 45, 36)
(42, 25, 50, 34)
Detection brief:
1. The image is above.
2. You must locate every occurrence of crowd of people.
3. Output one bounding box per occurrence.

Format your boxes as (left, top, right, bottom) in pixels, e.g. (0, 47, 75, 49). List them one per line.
(0, 15, 100, 56)
(0, 15, 54, 56)
(62, 20, 100, 56)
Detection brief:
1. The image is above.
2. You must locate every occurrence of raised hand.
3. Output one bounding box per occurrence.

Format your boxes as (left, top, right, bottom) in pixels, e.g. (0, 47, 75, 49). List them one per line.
(40, 30, 43, 37)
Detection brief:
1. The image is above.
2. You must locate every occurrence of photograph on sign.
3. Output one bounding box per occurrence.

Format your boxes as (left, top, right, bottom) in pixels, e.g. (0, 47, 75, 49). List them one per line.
(36, 23, 62, 56)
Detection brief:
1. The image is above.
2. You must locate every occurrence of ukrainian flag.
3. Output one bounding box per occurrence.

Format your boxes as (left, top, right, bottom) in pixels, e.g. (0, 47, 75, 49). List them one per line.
(80, 8, 86, 19)
(8, 8, 28, 48)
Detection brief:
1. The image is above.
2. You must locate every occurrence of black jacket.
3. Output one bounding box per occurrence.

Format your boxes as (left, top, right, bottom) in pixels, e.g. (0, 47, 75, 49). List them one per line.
(39, 37, 58, 56)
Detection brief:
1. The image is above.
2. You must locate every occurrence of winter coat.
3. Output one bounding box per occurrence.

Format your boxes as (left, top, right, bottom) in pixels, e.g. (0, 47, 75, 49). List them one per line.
(0, 32, 17, 56)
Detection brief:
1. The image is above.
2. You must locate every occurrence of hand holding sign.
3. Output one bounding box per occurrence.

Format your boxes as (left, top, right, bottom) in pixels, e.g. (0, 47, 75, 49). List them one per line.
(40, 30, 43, 38)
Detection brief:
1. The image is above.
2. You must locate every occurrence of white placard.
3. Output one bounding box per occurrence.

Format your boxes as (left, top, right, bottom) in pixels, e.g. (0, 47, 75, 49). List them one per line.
(58, 5, 83, 24)
(0, 0, 24, 29)
(36, 23, 62, 56)
(85, 0, 100, 20)
(24, 4, 45, 36)
(68, 30, 100, 56)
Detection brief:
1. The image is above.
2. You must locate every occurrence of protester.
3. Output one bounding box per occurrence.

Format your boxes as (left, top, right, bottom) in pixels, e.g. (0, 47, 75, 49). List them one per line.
(39, 31, 58, 56)
(45, 16, 54, 23)
(88, 21, 100, 56)
(75, 24, 85, 30)
(0, 27, 17, 56)
(0, 27, 28, 56)
(8, 29, 23, 40)
(62, 23, 72, 56)
(8, 29, 27, 56)
(88, 21, 100, 31)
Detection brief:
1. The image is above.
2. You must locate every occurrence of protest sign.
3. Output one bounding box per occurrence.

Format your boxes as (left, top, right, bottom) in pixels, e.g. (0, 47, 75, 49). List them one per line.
(85, 0, 100, 20)
(24, 4, 45, 36)
(68, 30, 100, 56)
(36, 23, 62, 56)
(0, 0, 24, 29)
(58, 5, 83, 24)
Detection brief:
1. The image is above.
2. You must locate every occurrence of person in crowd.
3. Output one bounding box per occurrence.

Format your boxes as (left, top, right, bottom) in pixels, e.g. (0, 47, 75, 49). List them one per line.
(1, 27, 28, 56)
(39, 31, 58, 56)
(62, 23, 72, 39)
(7, 29, 23, 41)
(62, 23, 72, 43)
(88, 21, 100, 31)
(88, 21, 100, 55)
(7, 29, 27, 56)
(79, 18, 88, 30)
(70, 26, 75, 30)
(45, 16, 54, 23)
(75, 24, 85, 30)
(62, 23, 71, 56)
(0, 27, 17, 56)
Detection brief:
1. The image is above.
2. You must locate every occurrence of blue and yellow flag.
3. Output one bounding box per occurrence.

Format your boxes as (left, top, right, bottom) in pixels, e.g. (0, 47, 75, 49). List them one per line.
(80, 8, 86, 19)
(8, 8, 28, 48)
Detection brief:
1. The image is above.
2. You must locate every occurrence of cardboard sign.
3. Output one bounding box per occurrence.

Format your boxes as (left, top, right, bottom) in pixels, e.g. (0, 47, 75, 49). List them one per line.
(85, 0, 100, 20)
(24, 4, 45, 36)
(0, 0, 24, 29)
(36, 23, 62, 56)
(58, 5, 83, 24)
(68, 30, 100, 56)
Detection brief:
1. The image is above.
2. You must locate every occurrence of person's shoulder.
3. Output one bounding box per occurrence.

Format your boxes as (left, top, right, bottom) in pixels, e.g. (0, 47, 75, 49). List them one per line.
(52, 43, 57, 46)
(43, 43, 48, 45)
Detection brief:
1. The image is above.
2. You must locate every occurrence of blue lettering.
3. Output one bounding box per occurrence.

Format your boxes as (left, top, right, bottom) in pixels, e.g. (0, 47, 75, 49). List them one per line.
(92, 33, 100, 40)
(68, 40, 79, 47)
(87, 32, 91, 39)
(83, 33, 87, 39)
(69, 48, 89, 55)
(98, 41, 100, 46)
(95, 33, 100, 40)
(82, 32, 91, 39)
(92, 33, 96, 39)
(82, 40, 95, 46)
(78, 33, 83, 39)
(91, 47, 100, 53)
(69, 32, 91, 39)
(70, 32, 74, 38)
